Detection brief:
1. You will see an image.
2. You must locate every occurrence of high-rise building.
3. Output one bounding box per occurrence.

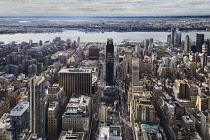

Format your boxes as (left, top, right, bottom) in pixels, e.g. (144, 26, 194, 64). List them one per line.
(106, 38, 114, 86)
(45, 84, 68, 139)
(88, 46, 99, 60)
(122, 50, 133, 80)
(58, 68, 92, 98)
(39, 40, 43, 46)
(167, 34, 171, 46)
(173, 80, 190, 100)
(196, 33, 204, 53)
(47, 102, 60, 140)
(46, 84, 67, 106)
(170, 28, 181, 46)
(77, 37, 80, 47)
(191, 45, 197, 53)
(148, 38, 154, 51)
(10, 102, 30, 140)
(149, 38, 153, 46)
(201, 111, 210, 140)
(200, 54, 207, 69)
(144, 39, 149, 50)
(204, 39, 210, 56)
(66, 38, 71, 49)
(132, 58, 139, 85)
(29, 76, 46, 138)
(202, 43, 208, 55)
(175, 28, 181, 46)
(29, 39, 33, 46)
(184, 35, 190, 53)
(171, 28, 176, 45)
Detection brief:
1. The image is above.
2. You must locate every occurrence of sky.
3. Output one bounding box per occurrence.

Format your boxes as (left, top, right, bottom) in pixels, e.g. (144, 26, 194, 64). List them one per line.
(0, 0, 210, 16)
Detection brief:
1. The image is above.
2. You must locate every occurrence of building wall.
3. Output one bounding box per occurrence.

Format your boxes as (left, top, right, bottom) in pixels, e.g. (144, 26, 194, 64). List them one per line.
(0, 98, 10, 118)
(59, 69, 92, 98)
(99, 105, 107, 123)
(106, 39, 114, 86)
(132, 58, 139, 85)
(29, 76, 46, 137)
(47, 103, 59, 140)
(62, 115, 89, 132)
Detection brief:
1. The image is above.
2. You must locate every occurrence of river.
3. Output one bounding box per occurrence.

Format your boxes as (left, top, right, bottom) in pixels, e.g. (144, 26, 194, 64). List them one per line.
(0, 30, 210, 44)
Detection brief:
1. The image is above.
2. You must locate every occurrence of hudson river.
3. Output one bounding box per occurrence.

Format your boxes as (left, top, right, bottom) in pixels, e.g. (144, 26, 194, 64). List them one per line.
(0, 30, 210, 44)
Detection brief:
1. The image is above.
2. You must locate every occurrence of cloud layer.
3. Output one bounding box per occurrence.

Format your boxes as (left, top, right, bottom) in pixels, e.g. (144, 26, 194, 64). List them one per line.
(0, 0, 209, 16)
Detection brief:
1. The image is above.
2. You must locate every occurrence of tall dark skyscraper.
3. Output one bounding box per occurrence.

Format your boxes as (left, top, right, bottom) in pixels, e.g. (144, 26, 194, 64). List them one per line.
(171, 28, 176, 45)
(106, 38, 114, 86)
(196, 33, 204, 53)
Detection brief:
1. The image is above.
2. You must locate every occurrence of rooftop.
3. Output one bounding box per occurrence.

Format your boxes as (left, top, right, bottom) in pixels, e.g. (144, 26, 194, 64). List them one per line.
(59, 68, 92, 74)
(98, 126, 122, 140)
(182, 116, 193, 123)
(64, 96, 91, 116)
(59, 130, 86, 140)
(141, 124, 159, 134)
(48, 102, 59, 110)
(10, 102, 29, 116)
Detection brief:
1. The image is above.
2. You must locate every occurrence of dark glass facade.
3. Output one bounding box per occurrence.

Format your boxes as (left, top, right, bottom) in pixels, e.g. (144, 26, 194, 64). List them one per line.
(196, 33, 204, 53)
(106, 38, 114, 86)
(89, 46, 99, 60)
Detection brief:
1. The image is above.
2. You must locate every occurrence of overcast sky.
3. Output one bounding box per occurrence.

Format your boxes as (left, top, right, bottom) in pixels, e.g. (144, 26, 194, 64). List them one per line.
(0, 0, 209, 16)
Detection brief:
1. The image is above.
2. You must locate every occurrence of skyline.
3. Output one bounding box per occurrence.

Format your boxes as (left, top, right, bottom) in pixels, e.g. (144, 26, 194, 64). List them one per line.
(0, 0, 210, 16)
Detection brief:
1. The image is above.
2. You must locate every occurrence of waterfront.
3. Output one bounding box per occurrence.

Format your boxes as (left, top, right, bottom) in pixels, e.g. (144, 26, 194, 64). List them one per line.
(1, 30, 210, 44)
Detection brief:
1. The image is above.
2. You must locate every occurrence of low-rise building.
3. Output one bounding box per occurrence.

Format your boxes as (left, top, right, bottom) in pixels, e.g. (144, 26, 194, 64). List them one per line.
(62, 96, 92, 133)
(59, 130, 86, 140)
(98, 125, 122, 140)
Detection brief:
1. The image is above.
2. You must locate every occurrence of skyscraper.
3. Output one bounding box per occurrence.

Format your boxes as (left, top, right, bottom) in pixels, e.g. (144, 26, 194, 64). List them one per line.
(167, 34, 171, 46)
(184, 35, 190, 53)
(196, 33, 204, 53)
(144, 39, 149, 50)
(171, 28, 176, 46)
(170, 28, 181, 46)
(202, 43, 208, 55)
(106, 38, 114, 86)
(77, 37, 80, 47)
(29, 76, 46, 138)
(149, 38, 153, 46)
(132, 58, 139, 85)
(204, 39, 210, 56)
(176, 28, 181, 46)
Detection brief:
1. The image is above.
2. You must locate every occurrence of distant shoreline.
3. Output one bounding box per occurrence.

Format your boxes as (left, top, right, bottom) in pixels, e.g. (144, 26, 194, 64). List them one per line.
(0, 28, 208, 35)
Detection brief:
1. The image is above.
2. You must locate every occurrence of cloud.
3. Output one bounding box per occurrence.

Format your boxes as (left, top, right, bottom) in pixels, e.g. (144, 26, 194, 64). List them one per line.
(0, 0, 30, 2)
(0, 0, 210, 16)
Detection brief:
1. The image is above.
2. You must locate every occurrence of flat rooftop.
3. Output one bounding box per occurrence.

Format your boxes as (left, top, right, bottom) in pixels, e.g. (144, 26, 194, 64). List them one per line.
(59, 68, 92, 74)
(10, 102, 29, 117)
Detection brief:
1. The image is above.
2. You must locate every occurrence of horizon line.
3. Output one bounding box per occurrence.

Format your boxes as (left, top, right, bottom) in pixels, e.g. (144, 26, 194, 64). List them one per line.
(0, 15, 210, 18)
